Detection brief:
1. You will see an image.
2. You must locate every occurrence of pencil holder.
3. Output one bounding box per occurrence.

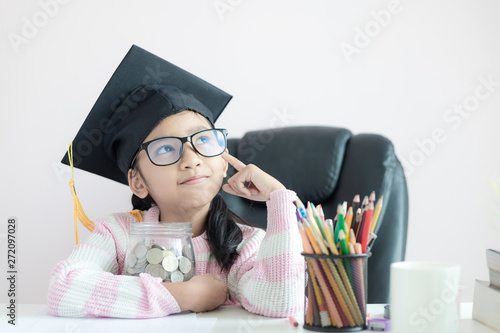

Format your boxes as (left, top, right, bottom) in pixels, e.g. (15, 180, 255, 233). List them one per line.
(302, 252, 371, 332)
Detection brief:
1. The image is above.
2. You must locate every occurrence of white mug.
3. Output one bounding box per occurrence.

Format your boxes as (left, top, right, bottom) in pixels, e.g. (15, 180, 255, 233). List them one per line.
(390, 261, 461, 333)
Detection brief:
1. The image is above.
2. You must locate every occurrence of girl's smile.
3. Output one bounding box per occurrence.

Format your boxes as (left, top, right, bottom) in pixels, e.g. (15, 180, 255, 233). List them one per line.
(180, 174, 209, 185)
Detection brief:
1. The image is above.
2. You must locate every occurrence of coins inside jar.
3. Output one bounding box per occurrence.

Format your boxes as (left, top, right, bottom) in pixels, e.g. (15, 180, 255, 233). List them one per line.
(126, 242, 195, 282)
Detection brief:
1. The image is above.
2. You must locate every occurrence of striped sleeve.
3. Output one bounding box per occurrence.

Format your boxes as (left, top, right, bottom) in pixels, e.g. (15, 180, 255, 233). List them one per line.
(46, 213, 181, 318)
(227, 189, 305, 317)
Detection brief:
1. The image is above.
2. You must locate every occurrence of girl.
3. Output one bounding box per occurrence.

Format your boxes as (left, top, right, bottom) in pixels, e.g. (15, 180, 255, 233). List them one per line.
(46, 45, 304, 318)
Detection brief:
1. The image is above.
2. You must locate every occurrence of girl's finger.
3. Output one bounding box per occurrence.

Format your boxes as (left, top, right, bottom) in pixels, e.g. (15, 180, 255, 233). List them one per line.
(221, 152, 246, 171)
(225, 171, 254, 197)
(222, 183, 252, 198)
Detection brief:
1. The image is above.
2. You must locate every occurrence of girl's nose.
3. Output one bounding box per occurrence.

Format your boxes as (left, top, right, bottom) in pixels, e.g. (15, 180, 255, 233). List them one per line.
(179, 143, 202, 169)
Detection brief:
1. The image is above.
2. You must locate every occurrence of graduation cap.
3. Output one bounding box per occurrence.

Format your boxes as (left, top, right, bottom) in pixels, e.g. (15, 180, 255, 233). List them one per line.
(61, 44, 232, 186)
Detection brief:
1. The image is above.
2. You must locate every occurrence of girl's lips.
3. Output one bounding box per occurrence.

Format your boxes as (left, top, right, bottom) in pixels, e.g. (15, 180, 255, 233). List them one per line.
(181, 176, 208, 185)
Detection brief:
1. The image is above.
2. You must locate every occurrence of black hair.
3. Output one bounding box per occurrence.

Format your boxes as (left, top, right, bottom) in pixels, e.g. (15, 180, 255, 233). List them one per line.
(130, 166, 252, 272)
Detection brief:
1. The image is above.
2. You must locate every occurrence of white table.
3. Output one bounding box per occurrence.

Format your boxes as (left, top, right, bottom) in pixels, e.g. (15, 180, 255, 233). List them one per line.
(0, 303, 496, 332)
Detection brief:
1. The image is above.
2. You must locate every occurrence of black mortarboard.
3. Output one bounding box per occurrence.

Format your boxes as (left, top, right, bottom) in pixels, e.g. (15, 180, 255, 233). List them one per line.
(61, 45, 232, 185)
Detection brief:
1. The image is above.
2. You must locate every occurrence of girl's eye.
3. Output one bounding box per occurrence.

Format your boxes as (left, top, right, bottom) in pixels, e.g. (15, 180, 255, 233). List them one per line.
(156, 145, 175, 155)
(195, 135, 212, 145)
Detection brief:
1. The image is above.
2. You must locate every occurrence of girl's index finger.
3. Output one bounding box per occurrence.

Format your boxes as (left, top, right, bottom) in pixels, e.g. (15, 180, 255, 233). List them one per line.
(222, 152, 246, 171)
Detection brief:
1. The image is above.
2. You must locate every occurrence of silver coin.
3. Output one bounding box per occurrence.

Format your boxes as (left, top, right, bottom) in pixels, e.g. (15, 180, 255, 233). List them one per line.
(148, 264, 167, 280)
(162, 253, 179, 272)
(171, 270, 184, 283)
(146, 248, 164, 264)
(127, 266, 141, 275)
(151, 243, 166, 251)
(134, 243, 148, 258)
(135, 257, 147, 269)
(162, 250, 175, 258)
(135, 262, 147, 272)
(182, 244, 194, 261)
(127, 254, 137, 267)
(179, 256, 192, 274)
(163, 270, 171, 282)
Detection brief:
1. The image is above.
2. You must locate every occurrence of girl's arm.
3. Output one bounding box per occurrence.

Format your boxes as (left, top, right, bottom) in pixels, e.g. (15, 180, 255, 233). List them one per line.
(227, 189, 305, 317)
(46, 213, 181, 318)
(221, 152, 305, 317)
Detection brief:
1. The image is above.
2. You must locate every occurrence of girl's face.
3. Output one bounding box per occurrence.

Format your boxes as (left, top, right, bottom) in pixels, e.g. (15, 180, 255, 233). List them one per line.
(129, 110, 228, 215)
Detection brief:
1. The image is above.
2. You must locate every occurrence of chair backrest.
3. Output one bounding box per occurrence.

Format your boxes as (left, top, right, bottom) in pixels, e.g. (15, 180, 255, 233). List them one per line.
(221, 126, 409, 303)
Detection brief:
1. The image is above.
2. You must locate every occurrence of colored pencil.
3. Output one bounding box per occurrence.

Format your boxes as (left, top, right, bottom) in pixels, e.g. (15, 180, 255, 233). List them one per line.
(369, 196, 384, 233)
(344, 207, 354, 242)
(353, 208, 362, 238)
(360, 201, 374, 253)
(351, 194, 361, 220)
(334, 204, 345, 244)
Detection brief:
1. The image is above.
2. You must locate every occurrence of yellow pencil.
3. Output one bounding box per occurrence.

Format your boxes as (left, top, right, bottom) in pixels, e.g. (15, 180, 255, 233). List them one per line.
(344, 207, 354, 242)
(349, 229, 356, 246)
(369, 196, 384, 233)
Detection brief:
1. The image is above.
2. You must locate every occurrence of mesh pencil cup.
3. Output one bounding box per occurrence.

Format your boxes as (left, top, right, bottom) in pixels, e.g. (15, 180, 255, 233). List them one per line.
(124, 222, 196, 283)
(302, 252, 371, 332)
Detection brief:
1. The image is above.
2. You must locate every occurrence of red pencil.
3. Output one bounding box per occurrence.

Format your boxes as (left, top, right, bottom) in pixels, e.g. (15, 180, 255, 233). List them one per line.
(360, 202, 374, 253)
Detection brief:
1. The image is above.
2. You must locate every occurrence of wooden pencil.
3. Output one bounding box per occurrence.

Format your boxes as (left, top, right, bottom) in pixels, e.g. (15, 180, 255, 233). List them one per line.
(369, 196, 384, 233)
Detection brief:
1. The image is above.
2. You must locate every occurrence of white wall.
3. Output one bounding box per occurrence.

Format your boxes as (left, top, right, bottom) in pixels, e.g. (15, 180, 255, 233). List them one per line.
(1, 0, 499, 305)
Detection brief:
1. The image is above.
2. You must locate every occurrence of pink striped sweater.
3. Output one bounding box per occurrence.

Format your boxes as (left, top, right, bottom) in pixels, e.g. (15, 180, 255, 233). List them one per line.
(47, 189, 304, 318)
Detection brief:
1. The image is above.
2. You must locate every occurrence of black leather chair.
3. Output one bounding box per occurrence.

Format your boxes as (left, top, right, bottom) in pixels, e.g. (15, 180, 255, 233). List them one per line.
(221, 126, 409, 303)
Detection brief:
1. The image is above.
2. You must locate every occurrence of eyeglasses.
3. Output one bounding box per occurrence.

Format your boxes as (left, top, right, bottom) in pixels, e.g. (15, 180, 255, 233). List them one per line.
(133, 128, 228, 166)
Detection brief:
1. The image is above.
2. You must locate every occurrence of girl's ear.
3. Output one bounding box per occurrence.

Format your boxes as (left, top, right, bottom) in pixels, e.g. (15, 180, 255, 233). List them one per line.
(222, 148, 229, 178)
(128, 168, 149, 199)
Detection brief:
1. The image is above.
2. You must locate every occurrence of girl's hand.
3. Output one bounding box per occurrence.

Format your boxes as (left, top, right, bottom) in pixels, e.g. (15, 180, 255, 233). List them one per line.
(222, 152, 286, 202)
(163, 274, 228, 313)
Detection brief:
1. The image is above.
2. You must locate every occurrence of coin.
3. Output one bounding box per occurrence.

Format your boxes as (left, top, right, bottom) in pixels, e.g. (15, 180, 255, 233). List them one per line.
(135, 256, 147, 268)
(183, 245, 194, 261)
(162, 253, 178, 272)
(127, 266, 141, 275)
(146, 248, 164, 265)
(179, 256, 192, 274)
(171, 270, 184, 283)
(127, 254, 137, 267)
(151, 244, 166, 251)
(147, 264, 167, 280)
(162, 250, 175, 258)
(134, 243, 148, 258)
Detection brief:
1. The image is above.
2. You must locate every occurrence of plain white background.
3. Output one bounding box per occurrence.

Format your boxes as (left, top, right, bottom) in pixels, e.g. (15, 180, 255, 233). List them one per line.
(1, 0, 500, 305)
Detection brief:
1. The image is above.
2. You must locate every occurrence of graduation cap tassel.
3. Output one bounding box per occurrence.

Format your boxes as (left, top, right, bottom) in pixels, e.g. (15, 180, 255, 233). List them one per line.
(68, 142, 95, 245)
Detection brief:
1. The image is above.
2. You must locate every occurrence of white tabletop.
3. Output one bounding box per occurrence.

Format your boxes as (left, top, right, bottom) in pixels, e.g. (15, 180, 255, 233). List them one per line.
(0, 303, 496, 332)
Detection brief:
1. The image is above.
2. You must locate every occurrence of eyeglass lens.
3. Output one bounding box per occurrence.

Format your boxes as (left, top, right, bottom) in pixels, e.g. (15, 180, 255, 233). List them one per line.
(146, 129, 226, 165)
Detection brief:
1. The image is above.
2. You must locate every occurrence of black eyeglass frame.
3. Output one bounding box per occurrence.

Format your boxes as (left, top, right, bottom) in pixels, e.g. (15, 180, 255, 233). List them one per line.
(131, 128, 228, 167)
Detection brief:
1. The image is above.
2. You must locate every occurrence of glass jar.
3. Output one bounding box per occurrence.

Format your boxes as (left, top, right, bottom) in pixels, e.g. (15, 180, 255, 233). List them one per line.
(124, 222, 196, 283)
